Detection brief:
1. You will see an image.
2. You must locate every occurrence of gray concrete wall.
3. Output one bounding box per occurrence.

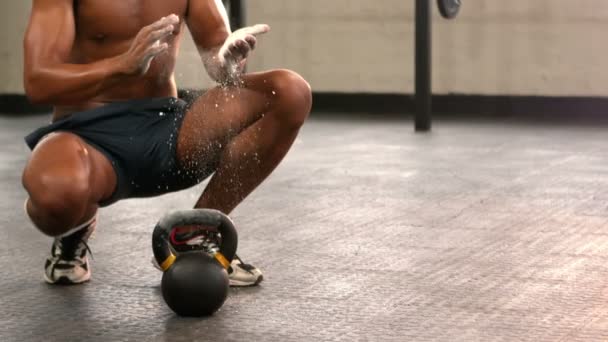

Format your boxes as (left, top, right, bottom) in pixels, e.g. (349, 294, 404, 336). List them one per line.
(2, 1, 607, 96)
(0, 1, 31, 94)
(244, 0, 608, 96)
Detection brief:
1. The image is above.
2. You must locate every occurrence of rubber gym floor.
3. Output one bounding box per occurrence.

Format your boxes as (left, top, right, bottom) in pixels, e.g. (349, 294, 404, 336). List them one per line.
(1, 112, 608, 341)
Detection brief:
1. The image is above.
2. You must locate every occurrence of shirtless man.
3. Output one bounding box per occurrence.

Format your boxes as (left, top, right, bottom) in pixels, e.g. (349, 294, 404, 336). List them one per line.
(22, 0, 312, 286)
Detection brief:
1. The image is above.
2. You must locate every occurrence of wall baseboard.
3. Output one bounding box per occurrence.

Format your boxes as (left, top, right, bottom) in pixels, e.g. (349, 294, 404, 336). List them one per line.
(0, 94, 52, 114)
(312, 92, 608, 117)
(2, 92, 607, 121)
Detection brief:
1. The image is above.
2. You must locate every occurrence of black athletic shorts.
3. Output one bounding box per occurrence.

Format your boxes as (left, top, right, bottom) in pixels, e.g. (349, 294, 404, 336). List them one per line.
(24, 97, 201, 206)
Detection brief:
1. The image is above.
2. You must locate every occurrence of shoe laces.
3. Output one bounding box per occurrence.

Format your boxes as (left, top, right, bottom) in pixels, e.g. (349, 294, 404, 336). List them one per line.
(54, 228, 93, 260)
(172, 228, 250, 271)
(172, 227, 221, 254)
(177, 233, 220, 254)
(189, 235, 220, 255)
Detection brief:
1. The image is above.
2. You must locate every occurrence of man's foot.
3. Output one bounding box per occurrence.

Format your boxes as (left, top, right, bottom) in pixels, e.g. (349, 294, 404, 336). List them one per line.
(43, 216, 96, 285)
(155, 226, 264, 287)
(227, 255, 264, 287)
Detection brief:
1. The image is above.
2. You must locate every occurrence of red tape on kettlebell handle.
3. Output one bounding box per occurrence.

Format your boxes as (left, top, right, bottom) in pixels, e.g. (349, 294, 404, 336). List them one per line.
(152, 209, 238, 272)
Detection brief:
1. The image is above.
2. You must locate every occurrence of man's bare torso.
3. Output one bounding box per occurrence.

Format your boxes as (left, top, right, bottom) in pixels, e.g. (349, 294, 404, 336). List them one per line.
(62, 0, 188, 114)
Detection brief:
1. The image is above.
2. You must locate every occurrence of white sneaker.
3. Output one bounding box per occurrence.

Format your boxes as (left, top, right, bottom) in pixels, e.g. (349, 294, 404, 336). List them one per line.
(227, 256, 264, 287)
(43, 217, 96, 285)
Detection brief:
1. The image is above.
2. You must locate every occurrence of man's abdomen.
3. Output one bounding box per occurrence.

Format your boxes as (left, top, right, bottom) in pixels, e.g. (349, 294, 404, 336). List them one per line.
(59, 0, 189, 114)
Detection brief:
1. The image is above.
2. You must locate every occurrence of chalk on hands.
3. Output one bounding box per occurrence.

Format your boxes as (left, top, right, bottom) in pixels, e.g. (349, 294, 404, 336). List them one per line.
(241, 24, 270, 36)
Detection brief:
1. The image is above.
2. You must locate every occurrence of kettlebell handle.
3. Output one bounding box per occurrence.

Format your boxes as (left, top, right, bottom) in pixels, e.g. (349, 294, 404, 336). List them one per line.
(152, 209, 238, 272)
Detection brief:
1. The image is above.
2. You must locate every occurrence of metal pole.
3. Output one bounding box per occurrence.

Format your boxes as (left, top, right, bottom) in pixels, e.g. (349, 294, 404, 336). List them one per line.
(415, 0, 432, 132)
(229, 0, 245, 30)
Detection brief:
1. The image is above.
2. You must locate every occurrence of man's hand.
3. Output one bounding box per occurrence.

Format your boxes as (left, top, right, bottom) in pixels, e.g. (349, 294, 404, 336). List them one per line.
(218, 24, 271, 73)
(119, 14, 180, 76)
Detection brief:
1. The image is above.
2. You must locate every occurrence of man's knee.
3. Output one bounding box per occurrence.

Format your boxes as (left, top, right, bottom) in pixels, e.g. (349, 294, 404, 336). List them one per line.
(24, 174, 92, 236)
(266, 69, 312, 128)
(23, 149, 93, 236)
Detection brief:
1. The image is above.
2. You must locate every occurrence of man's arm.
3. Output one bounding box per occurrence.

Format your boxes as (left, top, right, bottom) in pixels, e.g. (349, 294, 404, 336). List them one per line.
(23, 0, 126, 105)
(23, 0, 176, 106)
(186, 0, 269, 85)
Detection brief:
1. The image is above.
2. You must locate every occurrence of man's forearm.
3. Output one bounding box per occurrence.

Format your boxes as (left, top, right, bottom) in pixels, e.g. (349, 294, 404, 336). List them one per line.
(24, 55, 130, 106)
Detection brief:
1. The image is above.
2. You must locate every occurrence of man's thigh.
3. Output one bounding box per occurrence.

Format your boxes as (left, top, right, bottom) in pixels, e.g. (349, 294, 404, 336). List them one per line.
(23, 132, 117, 205)
(175, 71, 281, 165)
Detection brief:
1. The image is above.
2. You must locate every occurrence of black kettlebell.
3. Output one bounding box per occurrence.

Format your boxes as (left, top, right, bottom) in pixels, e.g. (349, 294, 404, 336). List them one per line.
(152, 209, 238, 317)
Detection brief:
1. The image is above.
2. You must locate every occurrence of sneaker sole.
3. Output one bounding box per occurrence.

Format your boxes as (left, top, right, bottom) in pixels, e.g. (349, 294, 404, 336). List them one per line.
(43, 266, 91, 285)
(229, 274, 264, 287)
